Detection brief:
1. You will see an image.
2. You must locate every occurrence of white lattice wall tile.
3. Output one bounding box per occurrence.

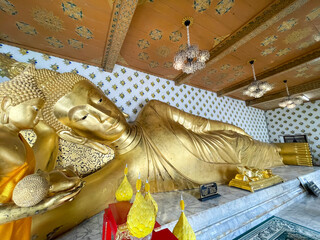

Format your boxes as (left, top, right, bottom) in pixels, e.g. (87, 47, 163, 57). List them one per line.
(266, 100, 320, 165)
(0, 43, 269, 142)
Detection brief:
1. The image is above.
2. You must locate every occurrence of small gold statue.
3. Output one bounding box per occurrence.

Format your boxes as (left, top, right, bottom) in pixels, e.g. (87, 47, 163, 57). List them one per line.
(0, 66, 83, 239)
(229, 166, 284, 192)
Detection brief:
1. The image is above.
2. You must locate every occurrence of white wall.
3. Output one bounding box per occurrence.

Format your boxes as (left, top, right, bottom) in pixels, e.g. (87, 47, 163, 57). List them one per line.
(0, 43, 270, 142)
(265, 100, 320, 165)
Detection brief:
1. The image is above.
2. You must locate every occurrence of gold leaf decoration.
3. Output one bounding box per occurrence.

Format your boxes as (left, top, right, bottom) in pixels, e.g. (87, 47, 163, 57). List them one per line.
(33, 8, 65, 32)
(284, 27, 312, 44)
(16, 21, 37, 35)
(46, 37, 64, 48)
(75, 26, 93, 39)
(156, 46, 170, 58)
(68, 39, 83, 49)
(0, 0, 17, 15)
(61, 1, 83, 20)
(277, 18, 298, 32)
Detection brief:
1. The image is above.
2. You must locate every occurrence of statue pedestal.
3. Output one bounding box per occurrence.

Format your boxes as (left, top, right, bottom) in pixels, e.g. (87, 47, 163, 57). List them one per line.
(228, 175, 284, 192)
(57, 166, 320, 240)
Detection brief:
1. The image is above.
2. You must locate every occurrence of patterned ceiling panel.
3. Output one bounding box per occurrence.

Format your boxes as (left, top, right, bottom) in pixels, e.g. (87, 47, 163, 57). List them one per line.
(0, 0, 112, 65)
(1, 0, 320, 109)
(187, 0, 320, 93)
(229, 58, 320, 101)
(120, 0, 274, 79)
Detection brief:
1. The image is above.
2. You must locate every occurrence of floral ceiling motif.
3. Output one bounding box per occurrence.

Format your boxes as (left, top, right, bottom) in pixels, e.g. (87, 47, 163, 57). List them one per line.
(46, 37, 64, 48)
(193, 0, 211, 13)
(68, 39, 83, 49)
(284, 27, 313, 44)
(215, 0, 234, 15)
(75, 26, 93, 39)
(32, 8, 65, 32)
(277, 18, 298, 32)
(149, 29, 162, 40)
(220, 64, 230, 70)
(149, 61, 159, 68)
(156, 45, 170, 58)
(261, 35, 278, 46)
(163, 61, 173, 68)
(261, 47, 276, 56)
(137, 39, 150, 49)
(0, 0, 17, 15)
(61, 1, 83, 20)
(16, 22, 37, 35)
(138, 52, 149, 61)
(276, 48, 291, 57)
(169, 31, 182, 42)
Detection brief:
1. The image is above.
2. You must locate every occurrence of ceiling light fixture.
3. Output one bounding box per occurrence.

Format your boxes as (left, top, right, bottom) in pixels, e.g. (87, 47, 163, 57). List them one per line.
(278, 80, 304, 109)
(243, 60, 273, 98)
(173, 17, 210, 74)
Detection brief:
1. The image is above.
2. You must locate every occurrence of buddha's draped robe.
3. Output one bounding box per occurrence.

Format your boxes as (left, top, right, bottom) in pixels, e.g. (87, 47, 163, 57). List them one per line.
(0, 134, 35, 240)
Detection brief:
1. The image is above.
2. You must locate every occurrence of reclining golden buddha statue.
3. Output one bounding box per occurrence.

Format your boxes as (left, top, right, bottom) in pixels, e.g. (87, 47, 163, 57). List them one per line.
(0, 54, 283, 239)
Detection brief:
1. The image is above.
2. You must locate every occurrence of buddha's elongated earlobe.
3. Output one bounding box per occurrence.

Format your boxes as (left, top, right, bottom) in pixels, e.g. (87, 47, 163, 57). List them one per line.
(1, 97, 12, 124)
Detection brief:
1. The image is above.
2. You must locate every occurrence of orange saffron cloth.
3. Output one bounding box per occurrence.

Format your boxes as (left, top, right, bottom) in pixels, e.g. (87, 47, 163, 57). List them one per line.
(0, 134, 35, 240)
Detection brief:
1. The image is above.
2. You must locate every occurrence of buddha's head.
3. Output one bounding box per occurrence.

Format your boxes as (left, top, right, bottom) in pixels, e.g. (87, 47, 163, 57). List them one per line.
(36, 71, 129, 152)
(0, 64, 45, 131)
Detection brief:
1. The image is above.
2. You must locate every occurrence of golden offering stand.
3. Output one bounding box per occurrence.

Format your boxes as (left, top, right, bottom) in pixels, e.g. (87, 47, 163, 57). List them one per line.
(229, 167, 284, 192)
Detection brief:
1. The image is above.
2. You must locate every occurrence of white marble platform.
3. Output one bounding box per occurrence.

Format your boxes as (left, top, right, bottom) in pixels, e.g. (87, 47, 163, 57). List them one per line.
(57, 166, 320, 240)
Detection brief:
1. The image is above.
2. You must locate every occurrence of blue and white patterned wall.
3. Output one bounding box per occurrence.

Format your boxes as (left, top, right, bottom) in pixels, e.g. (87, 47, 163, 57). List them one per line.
(0, 43, 269, 142)
(265, 100, 320, 165)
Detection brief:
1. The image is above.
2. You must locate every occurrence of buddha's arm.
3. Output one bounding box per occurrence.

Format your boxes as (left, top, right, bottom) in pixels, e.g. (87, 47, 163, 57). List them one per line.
(0, 181, 84, 225)
(146, 100, 250, 137)
(32, 121, 59, 171)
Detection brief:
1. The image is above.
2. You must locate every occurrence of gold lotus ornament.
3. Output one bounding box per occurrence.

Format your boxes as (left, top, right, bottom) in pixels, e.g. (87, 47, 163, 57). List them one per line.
(173, 195, 196, 240)
(126, 174, 155, 239)
(144, 179, 158, 215)
(115, 164, 133, 202)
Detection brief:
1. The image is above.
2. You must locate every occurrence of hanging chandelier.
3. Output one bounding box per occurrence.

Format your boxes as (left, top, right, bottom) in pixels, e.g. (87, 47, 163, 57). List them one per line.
(243, 60, 273, 98)
(173, 17, 210, 74)
(278, 80, 303, 109)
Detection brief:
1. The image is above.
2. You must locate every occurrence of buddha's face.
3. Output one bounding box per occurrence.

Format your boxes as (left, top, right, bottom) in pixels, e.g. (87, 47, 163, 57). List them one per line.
(8, 98, 44, 130)
(54, 81, 128, 142)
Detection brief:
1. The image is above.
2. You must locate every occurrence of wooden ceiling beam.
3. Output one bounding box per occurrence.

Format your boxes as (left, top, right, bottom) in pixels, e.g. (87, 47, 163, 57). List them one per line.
(174, 0, 306, 86)
(216, 49, 320, 97)
(102, 0, 138, 72)
(245, 78, 320, 107)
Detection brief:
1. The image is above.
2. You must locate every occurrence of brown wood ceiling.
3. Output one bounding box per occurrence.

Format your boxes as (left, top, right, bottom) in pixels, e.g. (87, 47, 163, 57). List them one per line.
(0, 0, 320, 110)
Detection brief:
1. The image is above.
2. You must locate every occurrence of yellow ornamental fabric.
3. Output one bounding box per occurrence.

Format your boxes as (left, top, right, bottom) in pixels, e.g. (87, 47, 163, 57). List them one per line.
(115, 175, 133, 202)
(173, 199, 196, 240)
(126, 192, 155, 238)
(144, 181, 158, 215)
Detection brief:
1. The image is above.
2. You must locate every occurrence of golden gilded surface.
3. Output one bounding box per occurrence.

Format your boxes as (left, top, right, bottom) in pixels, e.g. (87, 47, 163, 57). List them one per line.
(0, 54, 283, 239)
(127, 177, 155, 238)
(0, 67, 84, 231)
(276, 143, 313, 166)
(229, 166, 284, 192)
